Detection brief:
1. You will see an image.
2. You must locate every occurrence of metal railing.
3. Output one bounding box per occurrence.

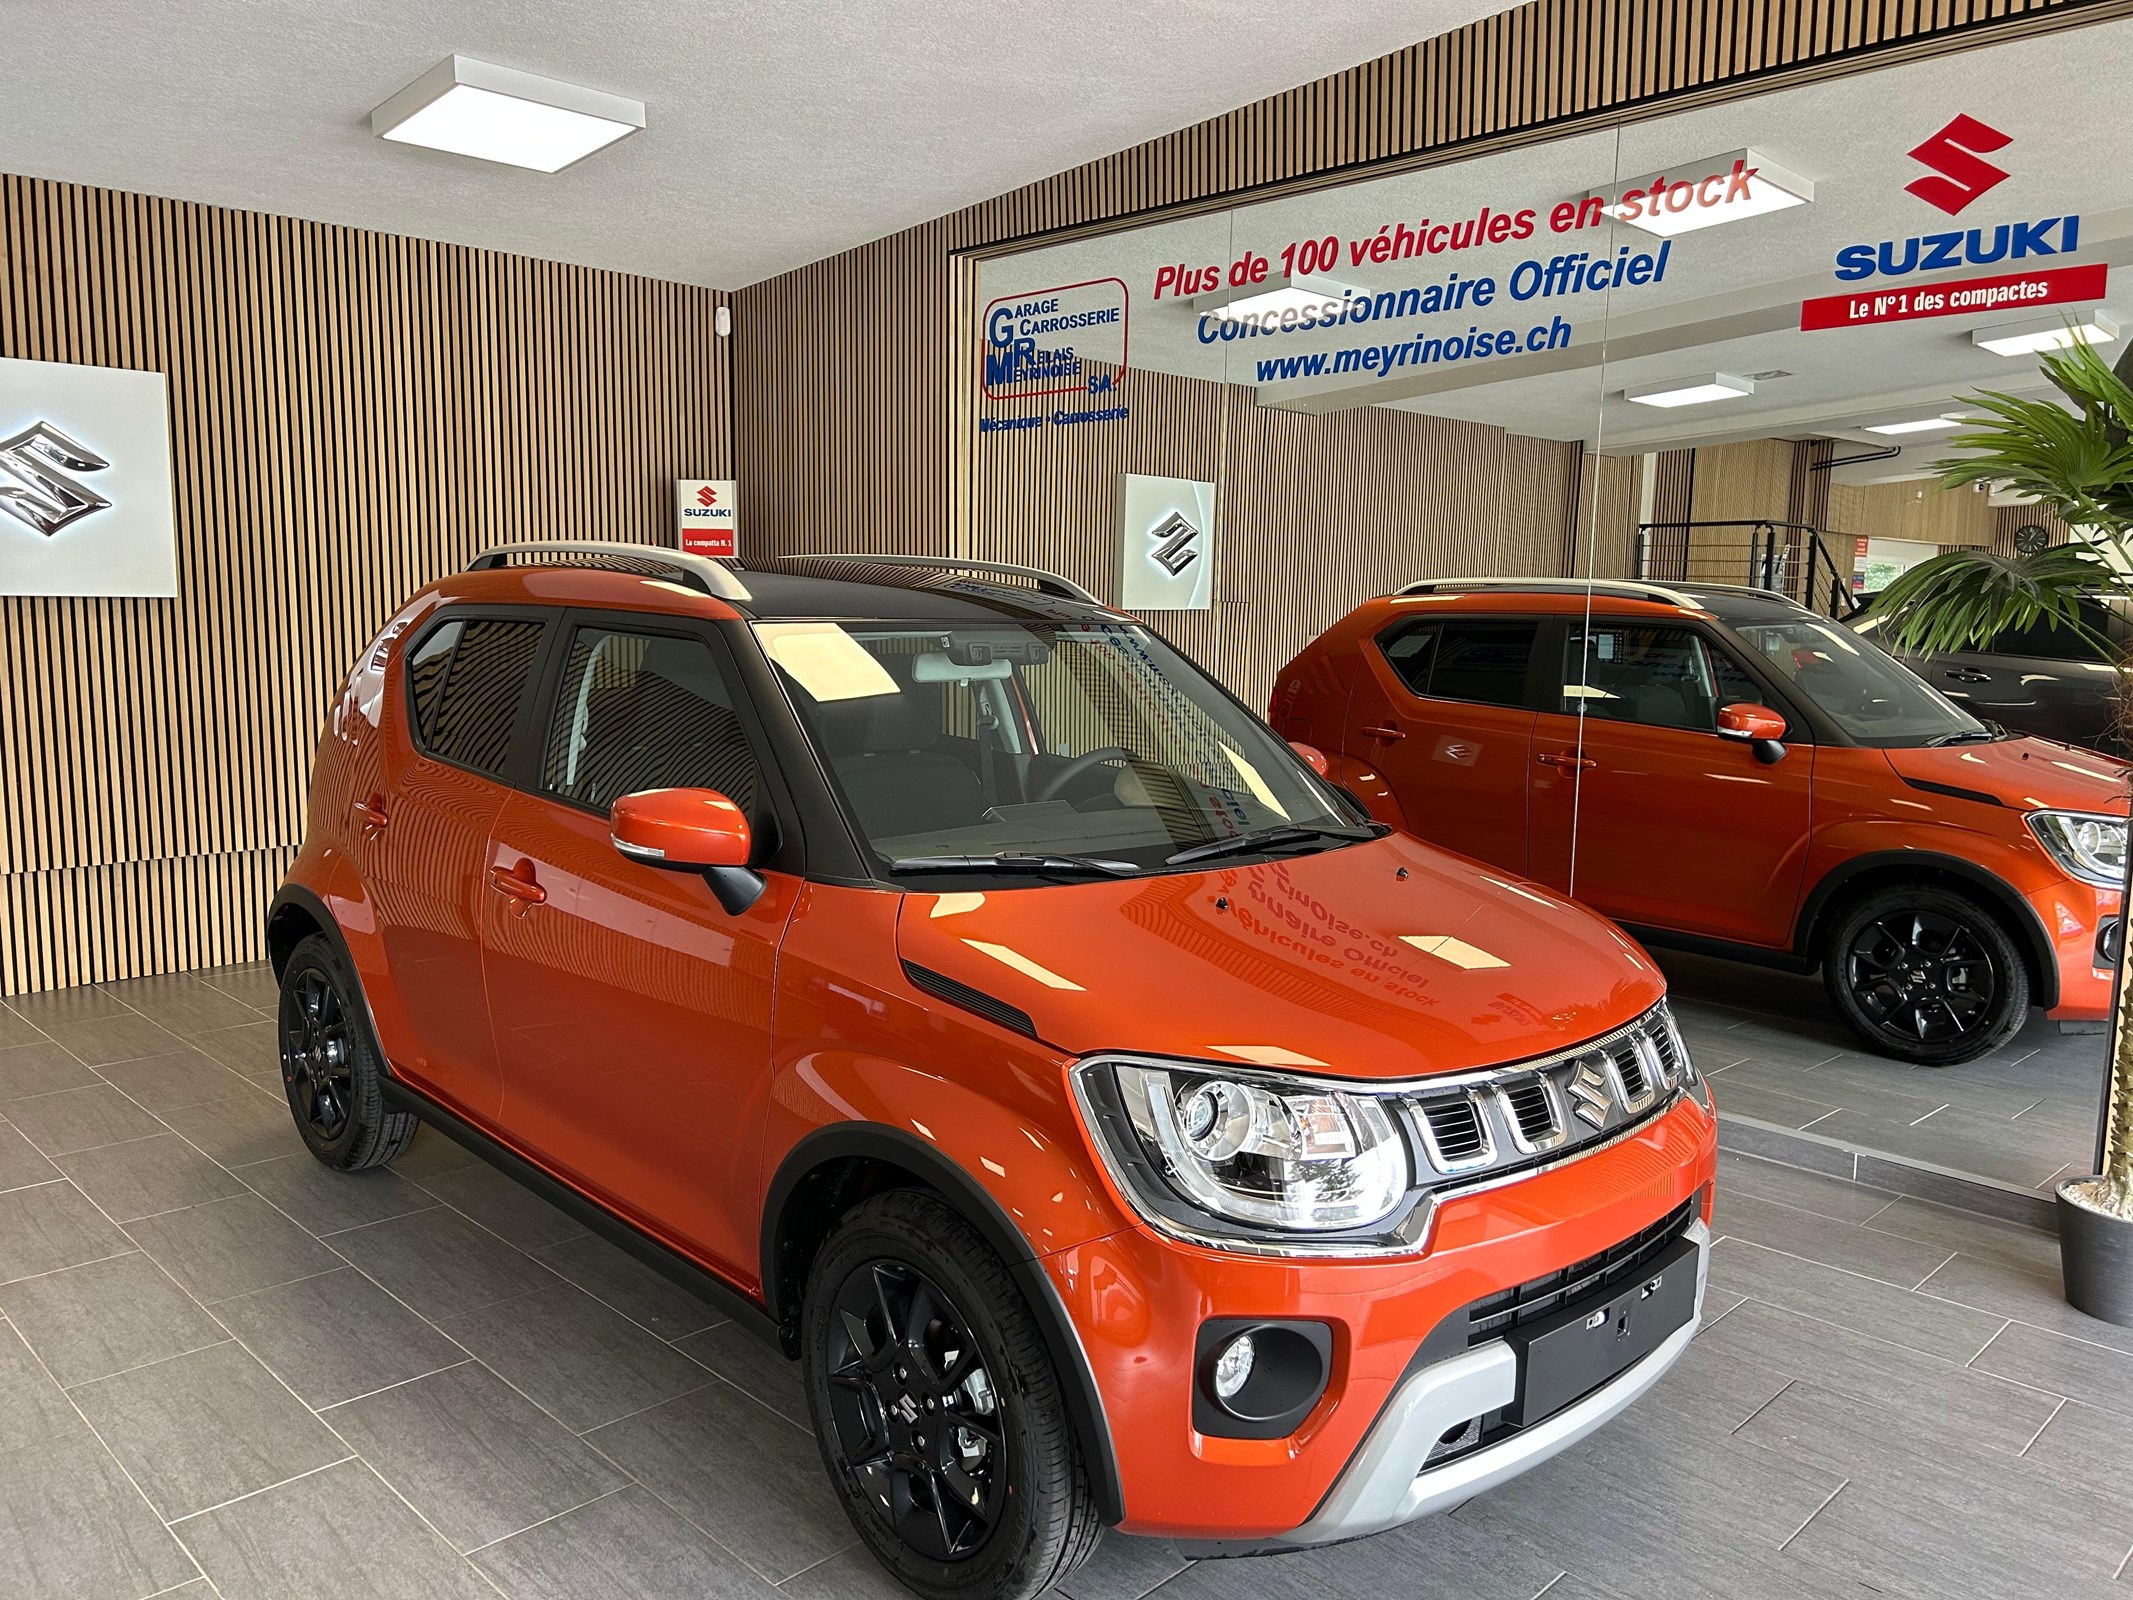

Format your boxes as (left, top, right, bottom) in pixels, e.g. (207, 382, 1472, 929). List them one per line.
(1634, 519, 1861, 618)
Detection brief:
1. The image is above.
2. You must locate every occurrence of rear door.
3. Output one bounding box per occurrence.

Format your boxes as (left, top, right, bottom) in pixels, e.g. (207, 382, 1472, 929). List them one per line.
(1343, 613, 1543, 871)
(1932, 603, 2118, 751)
(1528, 617, 1813, 946)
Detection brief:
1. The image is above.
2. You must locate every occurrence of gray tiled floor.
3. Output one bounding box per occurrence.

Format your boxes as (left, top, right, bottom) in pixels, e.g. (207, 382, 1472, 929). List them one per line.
(1658, 948, 2108, 1192)
(1, 967, 2130, 1598)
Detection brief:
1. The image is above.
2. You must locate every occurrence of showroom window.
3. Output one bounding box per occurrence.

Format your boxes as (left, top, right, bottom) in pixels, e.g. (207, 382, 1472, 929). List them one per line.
(1384, 619, 1538, 707)
(415, 618, 543, 776)
(542, 627, 759, 815)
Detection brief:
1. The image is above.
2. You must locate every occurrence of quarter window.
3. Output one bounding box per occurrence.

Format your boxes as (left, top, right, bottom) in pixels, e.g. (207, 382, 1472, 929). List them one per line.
(416, 618, 544, 775)
(1380, 619, 1538, 708)
(542, 628, 759, 815)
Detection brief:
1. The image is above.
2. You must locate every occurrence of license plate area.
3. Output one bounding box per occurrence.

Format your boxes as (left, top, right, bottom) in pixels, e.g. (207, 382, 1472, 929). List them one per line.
(1502, 1234, 1698, 1426)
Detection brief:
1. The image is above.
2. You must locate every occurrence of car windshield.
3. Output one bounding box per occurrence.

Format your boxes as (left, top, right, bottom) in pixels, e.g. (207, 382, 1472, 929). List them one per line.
(1731, 618, 1990, 747)
(758, 617, 1361, 878)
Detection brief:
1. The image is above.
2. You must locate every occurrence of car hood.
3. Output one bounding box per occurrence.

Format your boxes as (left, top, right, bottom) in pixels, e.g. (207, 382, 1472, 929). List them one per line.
(893, 833, 1665, 1080)
(1880, 737, 2130, 814)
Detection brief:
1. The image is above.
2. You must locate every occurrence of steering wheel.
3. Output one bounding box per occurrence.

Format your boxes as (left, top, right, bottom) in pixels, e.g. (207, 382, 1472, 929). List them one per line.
(1034, 746, 1139, 804)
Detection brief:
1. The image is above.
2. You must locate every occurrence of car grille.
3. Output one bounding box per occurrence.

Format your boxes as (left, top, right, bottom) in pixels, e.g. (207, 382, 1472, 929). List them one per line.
(1466, 1196, 1700, 1344)
(1418, 1095, 1492, 1171)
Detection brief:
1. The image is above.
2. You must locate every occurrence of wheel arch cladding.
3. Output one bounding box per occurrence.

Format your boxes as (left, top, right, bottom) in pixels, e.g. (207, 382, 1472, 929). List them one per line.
(1798, 851, 2056, 1008)
(760, 1122, 1126, 1524)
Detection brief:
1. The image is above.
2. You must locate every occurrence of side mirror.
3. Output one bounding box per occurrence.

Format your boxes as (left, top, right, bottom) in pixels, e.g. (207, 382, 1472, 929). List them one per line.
(1288, 740, 1330, 777)
(610, 788, 765, 913)
(1717, 703, 1788, 765)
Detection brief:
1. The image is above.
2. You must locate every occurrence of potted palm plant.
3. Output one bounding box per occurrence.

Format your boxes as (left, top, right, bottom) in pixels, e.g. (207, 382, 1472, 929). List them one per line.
(1873, 338, 2133, 1325)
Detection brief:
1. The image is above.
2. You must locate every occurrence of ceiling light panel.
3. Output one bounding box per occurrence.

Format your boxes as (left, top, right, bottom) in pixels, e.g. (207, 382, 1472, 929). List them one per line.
(1971, 311, 2120, 357)
(1194, 273, 1354, 324)
(1862, 416, 1966, 435)
(1624, 373, 1756, 409)
(371, 56, 645, 174)
(1587, 150, 1814, 238)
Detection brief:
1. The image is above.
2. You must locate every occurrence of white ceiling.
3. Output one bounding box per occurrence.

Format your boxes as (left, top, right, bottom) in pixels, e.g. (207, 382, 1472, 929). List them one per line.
(981, 16, 2133, 456)
(0, 0, 1499, 288)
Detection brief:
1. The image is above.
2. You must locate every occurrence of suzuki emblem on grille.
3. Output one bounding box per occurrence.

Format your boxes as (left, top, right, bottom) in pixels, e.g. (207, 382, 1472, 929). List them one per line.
(0, 422, 113, 537)
(1567, 1055, 1614, 1129)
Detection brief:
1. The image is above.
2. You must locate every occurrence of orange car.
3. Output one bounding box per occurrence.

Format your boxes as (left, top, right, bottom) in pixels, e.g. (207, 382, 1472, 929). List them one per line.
(1272, 578, 2130, 1067)
(271, 544, 1716, 1598)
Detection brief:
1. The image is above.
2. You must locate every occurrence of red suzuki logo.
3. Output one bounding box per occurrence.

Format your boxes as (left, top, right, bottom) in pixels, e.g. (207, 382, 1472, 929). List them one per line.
(1904, 115, 2013, 215)
(696, 485, 719, 507)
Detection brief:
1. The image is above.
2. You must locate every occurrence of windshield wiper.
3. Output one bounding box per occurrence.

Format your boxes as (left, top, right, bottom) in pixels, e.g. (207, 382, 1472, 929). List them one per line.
(1165, 823, 1382, 867)
(1928, 727, 2000, 746)
(890, 852, 1142, 877)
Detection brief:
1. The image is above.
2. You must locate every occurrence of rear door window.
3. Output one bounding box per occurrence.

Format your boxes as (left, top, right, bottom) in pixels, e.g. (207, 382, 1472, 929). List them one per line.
(414, 618, 545, 776)
(1379, 618, 1538, 708)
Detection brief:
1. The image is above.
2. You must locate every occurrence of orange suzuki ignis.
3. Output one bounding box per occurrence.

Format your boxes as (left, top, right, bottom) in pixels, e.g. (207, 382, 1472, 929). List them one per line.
(271, 542, 1716, 1599)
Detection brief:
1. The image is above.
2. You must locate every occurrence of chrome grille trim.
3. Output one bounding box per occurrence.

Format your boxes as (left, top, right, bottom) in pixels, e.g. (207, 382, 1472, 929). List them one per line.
(1418, 1093, 1496, 1174)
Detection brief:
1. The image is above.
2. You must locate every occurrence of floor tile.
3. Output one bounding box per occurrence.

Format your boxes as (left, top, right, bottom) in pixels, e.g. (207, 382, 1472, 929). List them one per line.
(386, 1122, 482, 1180)
(471, 1484, 777, 1596)
(94, 1048, 255, 1112)
(56, 1132, 247, 1222)
(1716, 1148, 1896, 1224)
(1710, 1190, 1952, 1288)
(99, 973, 265, 1034)
(0, 1000, 47, 1050)
(0, 1180, 136, 1284)
(192, 1019, 280, 1079)
(1708, 1076, 1844, 1130)
(421, 1160, 588, 1250)
(328, 1360, 625, 1552)
(179, 1457, 496, 1600)
(0, 1315, 89, 1454)
(535, 1231, 729, 1340)
(1265, 1512, 1559, 1600)
(215, 1266, 465, 1408)
(1709, 1237, 2004, 1363)
(775, 1547, 909, 1600)
(587, 1379, 849, 1582)
(158, 1089, 305, 1168)
(125, 1192, 343, 1302)
(328, 1205, 557, 1322)
(193, 963, 282, 1014)
(2, 986, 130, 1027)
(1916, 1249, 2133, 1358)
(1862, 1195, 2062, 1275)
(2, 1083, 166, 1156)
(0, 1039, 101, 1102)
(441, 1281, 709, 1433)
(0, 1121, 59, 1195)
(71, 1340, 347, 1520)
(235, 1151, 434, 1236)
(672, 1320, 807, 1427)
(1055, 1532, 1194, 1600)
(0, 1251, 226, 1388)
(2020, 1396, 2121, 1480)
(1970, 1319, 2133, 1418)
(38, 1009, 190, 1069)
(0, 1434, 199, 1597)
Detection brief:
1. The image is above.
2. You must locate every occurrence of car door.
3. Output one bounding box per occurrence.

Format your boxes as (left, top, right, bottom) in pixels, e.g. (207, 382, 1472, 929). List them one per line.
(359, 611, 548, 1122)
(478, 614, 801, 1283)
(1527, 617, 1813, 947)
(1933, 603, 2119, 752)
(1342, 613, 1542, 871)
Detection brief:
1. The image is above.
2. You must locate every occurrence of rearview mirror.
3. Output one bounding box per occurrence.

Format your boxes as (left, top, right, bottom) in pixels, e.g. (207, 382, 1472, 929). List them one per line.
(611, 788, 765, 913)
(1717, 703, 1788, 765)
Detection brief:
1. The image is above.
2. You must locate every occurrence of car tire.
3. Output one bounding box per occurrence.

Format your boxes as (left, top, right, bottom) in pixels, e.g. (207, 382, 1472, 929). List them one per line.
(277, 934, 419, 1169)
(802, 1189, 1102, 1600)
(1822, 884, 2030, 1066)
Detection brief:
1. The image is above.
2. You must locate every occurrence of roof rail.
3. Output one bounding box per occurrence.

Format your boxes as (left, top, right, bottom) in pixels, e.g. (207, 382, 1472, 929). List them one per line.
(1396, 576, 1705, 610)
(467, 541, 751, 603)
(774, 552, 1103, 607)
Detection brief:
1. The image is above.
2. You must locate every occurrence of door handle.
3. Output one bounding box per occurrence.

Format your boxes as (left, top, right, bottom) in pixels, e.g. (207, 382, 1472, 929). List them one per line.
(352, 797, 389, 835)
(1943, 668, 1992, 684)
(1537, 751, 1596, 772)
(488, 861, 547, 908)
(1362, 723, 1407, 743)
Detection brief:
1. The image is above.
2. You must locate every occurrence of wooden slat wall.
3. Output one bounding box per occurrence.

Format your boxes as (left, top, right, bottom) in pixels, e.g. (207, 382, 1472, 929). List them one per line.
(734, 0, 2109, 734)
(0, 177, 730, 992)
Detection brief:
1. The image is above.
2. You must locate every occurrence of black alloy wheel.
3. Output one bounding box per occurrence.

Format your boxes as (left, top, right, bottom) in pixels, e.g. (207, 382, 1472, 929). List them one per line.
(281, 966, 355, 1142)
(1824, 885, 2028, 1065)
(823, 1259, 1007, 1563)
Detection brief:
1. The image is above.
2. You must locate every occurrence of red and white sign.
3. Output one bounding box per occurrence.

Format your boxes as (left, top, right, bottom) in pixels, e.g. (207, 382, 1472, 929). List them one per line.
(1800, 262, 2106, 332)
(675, 478, 737, 559)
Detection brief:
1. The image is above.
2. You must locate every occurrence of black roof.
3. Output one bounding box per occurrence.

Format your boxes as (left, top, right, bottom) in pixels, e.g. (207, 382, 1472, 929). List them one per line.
(731, 559, 1109, 624)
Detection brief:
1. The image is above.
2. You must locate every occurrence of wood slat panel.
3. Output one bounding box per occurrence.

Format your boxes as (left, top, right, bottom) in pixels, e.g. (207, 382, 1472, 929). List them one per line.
(0, 177, 730, 992)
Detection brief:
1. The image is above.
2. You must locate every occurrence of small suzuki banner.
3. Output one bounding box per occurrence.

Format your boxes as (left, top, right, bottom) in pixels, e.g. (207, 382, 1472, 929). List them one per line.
(1800, 262, 2107, 331)
(675, 479, 738, 559)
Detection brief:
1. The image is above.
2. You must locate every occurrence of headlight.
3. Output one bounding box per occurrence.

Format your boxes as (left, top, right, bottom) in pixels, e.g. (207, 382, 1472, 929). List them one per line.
(1074, 1058, 1413, 1243)
(2027, 810, 2129, 890)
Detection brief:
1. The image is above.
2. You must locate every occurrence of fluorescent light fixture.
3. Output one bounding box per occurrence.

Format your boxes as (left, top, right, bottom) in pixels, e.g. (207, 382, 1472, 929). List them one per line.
(1195, 272, 1353, 324)
(371, 56, 644, 173)
(1624, 372, 1755, 409)
(1971, 311, 2119, 357)
(1587, 150, 1813, 238)
(1862, 415, 1966, 435)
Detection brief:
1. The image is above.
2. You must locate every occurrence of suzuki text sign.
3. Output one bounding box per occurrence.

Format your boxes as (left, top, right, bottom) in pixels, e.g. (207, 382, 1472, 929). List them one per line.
(1802, 263, 2107, 331)
(675, 479, 738, 560)
(0, 357, 177, 597)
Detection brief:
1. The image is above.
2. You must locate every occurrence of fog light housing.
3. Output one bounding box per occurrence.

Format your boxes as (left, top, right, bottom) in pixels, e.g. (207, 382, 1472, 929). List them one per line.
(1192, 1319, 1333, 1439)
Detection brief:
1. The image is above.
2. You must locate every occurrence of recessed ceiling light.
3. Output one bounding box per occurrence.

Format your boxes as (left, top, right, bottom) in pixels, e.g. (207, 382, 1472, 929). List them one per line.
(1862, 415, 1966, 435)
(1195, 273, 1353, 324)
(1624, 373, 1755, 408)
(1971, 311, 2119, 357)
(1587, 150, 1814, 238)
(371, 56, 644, 174)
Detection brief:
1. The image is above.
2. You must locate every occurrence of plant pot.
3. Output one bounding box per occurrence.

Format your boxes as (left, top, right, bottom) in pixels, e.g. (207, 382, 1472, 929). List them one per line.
(2058, 1177, 2133, 1327)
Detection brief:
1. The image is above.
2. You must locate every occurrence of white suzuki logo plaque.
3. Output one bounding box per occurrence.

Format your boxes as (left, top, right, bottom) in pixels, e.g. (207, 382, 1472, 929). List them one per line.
(1117, 474, 1215, 611)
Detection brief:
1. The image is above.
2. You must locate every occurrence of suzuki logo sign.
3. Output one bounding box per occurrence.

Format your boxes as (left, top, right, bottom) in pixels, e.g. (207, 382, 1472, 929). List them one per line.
(675, 478, 738, 560)
(0, 358, 177, 597)
(1904, 114, 2013, 215)
(1117, 475, 1214, 612)
(0, 422, 113, 537)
